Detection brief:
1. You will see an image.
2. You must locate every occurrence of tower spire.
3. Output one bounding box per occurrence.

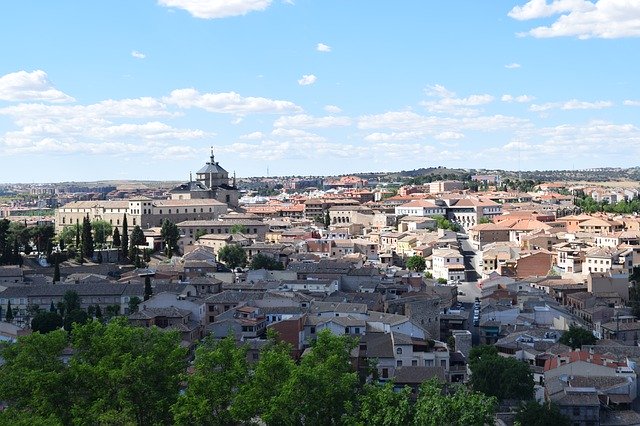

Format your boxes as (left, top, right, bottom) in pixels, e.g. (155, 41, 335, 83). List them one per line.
(189, 171, 192, 182)
(210, 146, 215, 164)
(233, 171, 236, 188)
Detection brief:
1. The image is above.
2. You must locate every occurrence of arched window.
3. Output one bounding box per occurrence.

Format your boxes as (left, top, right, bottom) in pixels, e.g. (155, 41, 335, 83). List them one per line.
(396, 347, 402, 355)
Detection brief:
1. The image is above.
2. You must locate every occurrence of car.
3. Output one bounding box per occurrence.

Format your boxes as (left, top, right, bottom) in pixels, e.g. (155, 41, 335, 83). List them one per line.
(458, 290, 466, 296)
(473, 319, 479, 327)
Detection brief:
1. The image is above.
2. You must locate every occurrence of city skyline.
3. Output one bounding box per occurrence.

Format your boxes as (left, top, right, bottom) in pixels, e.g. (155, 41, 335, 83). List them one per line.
(1, 0, 640, 183)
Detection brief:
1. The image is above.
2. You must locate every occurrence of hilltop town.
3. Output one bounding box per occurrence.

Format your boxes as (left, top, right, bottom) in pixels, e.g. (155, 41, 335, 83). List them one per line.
(2, 151, 640, 424)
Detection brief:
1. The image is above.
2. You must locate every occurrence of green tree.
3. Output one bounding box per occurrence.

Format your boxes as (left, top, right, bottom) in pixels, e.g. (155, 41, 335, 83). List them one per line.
(70, 318, 187, 425)
(249, 253, 284, 270)
(230, 224, 248, 234)
(194, 229, 208, 241)
(130, 225, 146, 247)
(6, 300, 13, 322)
(406, 255, 426, 272)
(128, 296, 142, 313)
(437, 278, 448, 284)
(172, 335, 248, 425)
(121, 214, 129, 261)
(218, 244, 247, 269)
(81, 215, 94, 259)
(58, 223, 81, 248)
(31, 311, 63, 334)
(324, 211, 331, 228)
(161, 219, 180, 258)
(478, 216, 493, 224)
(559, 324, 597, 349)
(0, 329, 71, 423)
(63, 309, 88, 332)
(50, 301, 56, 312)
(469, 345, 534, 401)
(515, 400, 571, 426)
(144, 276, 152, 301)
(231, 334, 296, 424)
(112, 226, 121, 248)
(414, 379, 497, 426)
(267, 329, 359, 425)
(349, 381, 414, 426)
(53, 254, 61, 282)
(63, 290, 82, 313)
(91, 220, 112, 246)
(95, 304, 102, 319)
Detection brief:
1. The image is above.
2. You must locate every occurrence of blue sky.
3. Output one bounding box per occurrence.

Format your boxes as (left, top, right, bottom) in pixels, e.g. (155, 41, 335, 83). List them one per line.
(1, 0, 639, 183)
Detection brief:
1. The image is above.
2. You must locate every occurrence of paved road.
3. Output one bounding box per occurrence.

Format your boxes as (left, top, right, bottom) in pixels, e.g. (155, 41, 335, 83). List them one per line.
(458, 236, 480, 282)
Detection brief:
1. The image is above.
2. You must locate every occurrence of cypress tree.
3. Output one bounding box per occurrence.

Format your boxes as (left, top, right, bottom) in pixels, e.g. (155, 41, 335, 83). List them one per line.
(53, 255, 61, 282)
(75, 223, 80, 248)
(144, 276, 152, 301)
(82, 215, 94, 259)
(112, 226, 121, 248)
(95, 304, 102, 318)
(6, 300, 13, 322)
(121, 214, 129, 261)
(50, 301, 56, 312)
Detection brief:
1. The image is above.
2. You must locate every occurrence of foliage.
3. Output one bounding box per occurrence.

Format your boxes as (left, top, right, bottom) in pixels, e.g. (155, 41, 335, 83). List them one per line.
(432, 215, 460, 232)
(81, 215, 94, 258)
(128, 296, 142, 313)
(64, 309, 89, 332)
(161, 219, 180, 258)
(575, 193, 640, 214)
(324, 211, 331, 228)
(194, 228, 208, 240)
(112, 226, 121, 248)
(63, 290, 82, 313)
(468, 345, 534, 401)
(70, 318, 188, 425)
(478, 216, 493, 224)
(230, 224, 248, 234)
(91, 220, 112, 246)
(121, 214, 129, 261)
(406, 255, 426, 272)
(413, 379, 497, 426)
(249, 253, 284, 270)
(348, 381, 414, 426)
(218, 244, 247, 269)
(437, 278, 448, 284)
(172, 335, 248, 425)
(6, 300, 13, 322)
(53, 254, 61, 282)
(559, 324, 597, 349)
(515, 400, 571, 426)
(130, 225, 146, 247)
(144, 276, 152, 301)
(31, 311, 63, 334)
(0, 218, 25, 265)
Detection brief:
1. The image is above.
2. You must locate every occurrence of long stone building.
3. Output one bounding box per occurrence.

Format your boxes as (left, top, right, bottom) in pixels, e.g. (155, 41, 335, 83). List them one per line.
(55, 150, 238, 234)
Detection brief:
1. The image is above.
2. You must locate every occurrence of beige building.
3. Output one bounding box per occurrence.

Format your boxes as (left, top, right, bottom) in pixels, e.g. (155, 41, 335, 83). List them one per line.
(55, 197, 227, 235)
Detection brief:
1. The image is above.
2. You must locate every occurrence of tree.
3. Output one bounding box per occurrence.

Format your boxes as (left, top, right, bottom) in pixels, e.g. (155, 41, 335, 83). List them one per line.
(0, 329, 71, 423)
(58, 224, 81, 249)
(71, 318, 188, 425)
(121, 214, 129, 261)
(81, 215, 94, 259)
(94, 304, 102, 319)
(63, 290, 82, 313)
(437, 278, 448, 284)
(172, 335, 248, 425)
(161, 219, 180, 258)
(515, 400, 571, 426)
(266, 329, 359, 425)
(406, 255, 426, 272)
(218, 244, 247, 269)
(468, 345, 534, 401)
(112, 226, 121, 248)
(478, 216, 493, 224)
(194, 229, 207, 241)
(128, 296, 142, 313)
(49, 301, 56, 312)
(5, 300, 13, 322)
(130, 225, 146, 247)
(413, 379, 497, 426)
(31, 311, 63, 334)
(324, 211, 331, 228)
(91, 220, 112, 246)
(249, 253, 284, 271)
(230, 224, 248, 234)
(63, 309, 88, 332)
(144, 276, 152, 301)
(559, 324, 597, 349)
(348, 381, 414, 426)
(53, 254, 60, 282)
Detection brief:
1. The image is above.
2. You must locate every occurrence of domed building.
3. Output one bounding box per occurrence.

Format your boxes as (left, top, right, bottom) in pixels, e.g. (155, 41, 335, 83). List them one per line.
(169, 148, 239, 207)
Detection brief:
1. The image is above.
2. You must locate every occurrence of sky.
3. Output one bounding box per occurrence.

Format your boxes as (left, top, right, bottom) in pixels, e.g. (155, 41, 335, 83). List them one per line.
(1, 0, 640, 183)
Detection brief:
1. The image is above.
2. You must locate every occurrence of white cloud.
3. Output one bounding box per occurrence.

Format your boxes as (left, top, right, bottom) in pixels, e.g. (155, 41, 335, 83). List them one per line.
(364, 131, 427, 142)
(163, 88, 302, 114)
(0, 70, 75, 103)
(505, 63, 522, 69)
(421, 84, 494, 116)
(316, 43, 331, 52)
(157, 0, 272, 19)
(324, 105, 342, 114)
(435, 131, 465, 140)
(274, 114, 352, 128)
(501, 94, 536, 103)
(509, 0, 640, 39)
(297, 74, 317, 86)
(624, 100, 640, 106)
(240, 131, 265, 140)
(272, 128, 326, 143)
(530, 99, 613, 111)
(131, 50, 146, 59)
